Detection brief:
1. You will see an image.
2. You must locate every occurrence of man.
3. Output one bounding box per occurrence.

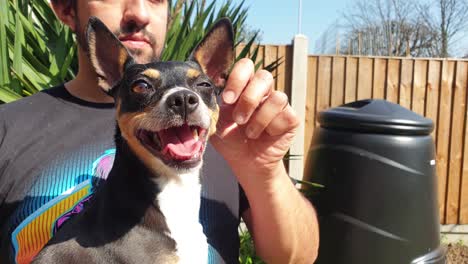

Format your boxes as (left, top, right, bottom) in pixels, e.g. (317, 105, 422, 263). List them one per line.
(0, 0, 319, 263)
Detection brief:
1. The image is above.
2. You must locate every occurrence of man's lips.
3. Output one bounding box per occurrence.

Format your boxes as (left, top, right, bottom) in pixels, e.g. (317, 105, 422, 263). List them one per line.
(119, 36, 151, 49)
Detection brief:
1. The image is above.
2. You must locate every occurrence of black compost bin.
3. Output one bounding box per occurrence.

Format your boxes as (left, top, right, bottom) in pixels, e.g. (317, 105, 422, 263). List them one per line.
(309, 99, 446, 264)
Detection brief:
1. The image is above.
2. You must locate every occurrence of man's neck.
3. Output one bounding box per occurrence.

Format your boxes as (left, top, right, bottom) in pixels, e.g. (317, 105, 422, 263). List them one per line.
(65, 50, 115, 104)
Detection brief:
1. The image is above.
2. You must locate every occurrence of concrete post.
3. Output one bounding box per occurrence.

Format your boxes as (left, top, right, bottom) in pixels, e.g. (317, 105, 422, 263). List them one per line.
(289, 35, 308, 181)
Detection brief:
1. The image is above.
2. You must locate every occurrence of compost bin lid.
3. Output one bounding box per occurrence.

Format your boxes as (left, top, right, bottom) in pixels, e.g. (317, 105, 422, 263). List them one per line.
(318, 99, 434, 135)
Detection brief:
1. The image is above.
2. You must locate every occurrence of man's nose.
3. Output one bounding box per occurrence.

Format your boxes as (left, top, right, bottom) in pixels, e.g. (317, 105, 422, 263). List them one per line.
(122, 0, 151, 29)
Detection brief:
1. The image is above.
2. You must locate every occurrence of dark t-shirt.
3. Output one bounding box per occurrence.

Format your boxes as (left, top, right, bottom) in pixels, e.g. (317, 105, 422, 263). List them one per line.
(0, 85, 248, 264)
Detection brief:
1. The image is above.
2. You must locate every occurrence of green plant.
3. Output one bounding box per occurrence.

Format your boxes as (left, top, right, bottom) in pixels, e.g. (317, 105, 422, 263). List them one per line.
(292, 178, 325, 199)
(456, 239, 465, 246)
(283, 154, 325, 199)
(0, 0, 280, 104)
(0, 0, 77, 102)
(165, 0, 247, 61)
(239, 225, 265, 264)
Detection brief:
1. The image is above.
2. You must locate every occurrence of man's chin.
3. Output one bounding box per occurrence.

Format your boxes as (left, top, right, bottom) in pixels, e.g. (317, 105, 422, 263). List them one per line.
(127, 48, 158, 64)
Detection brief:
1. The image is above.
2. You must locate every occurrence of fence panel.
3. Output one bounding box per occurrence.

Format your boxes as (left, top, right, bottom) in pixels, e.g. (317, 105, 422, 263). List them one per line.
(446, 61, 467, 223)
(345, 57, 358, 103)
(400, 59, 414, 109)
(331, 57, 345, 107)
(373, 58, 387, 100)
(426, 60, 441, 138)
(317, 57, 333, 113)
(412, 60, 428, 116)
(264, 45, 279, 90)
(304, 57, 318, 179)
(437, 61, 455, 223)
(461, 64, 468, 223)
(387, 59, 400, 103)
(357, 57, 373, 100)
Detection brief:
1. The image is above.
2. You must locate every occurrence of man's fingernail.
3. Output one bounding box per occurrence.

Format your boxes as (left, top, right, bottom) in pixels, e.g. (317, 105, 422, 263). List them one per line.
(246, 126, 257, 139)
(223, 90, 236, 104)
(236, 113, 246, 125)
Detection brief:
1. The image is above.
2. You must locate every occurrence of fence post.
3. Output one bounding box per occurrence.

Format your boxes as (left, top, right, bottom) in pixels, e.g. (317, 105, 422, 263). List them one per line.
(336, 33, 340, 55)
(289, 35, 308, 181)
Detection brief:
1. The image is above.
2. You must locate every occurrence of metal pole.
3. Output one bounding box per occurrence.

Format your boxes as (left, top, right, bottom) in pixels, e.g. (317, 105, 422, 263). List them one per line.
(298, 0, 303, 34)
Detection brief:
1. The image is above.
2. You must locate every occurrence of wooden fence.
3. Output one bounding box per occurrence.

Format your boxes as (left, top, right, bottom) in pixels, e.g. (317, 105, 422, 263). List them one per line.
(236, 44, 294, 95)
(243, 44, 468, 225)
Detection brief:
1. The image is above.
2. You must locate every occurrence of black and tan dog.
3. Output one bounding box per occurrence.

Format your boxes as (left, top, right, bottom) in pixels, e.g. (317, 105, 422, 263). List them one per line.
(32, 17, 234, 264)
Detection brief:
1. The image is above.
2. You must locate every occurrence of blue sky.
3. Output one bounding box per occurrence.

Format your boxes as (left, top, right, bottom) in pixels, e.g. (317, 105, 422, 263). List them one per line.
(210, 0, 353, 54)
(205, 0, 468, 57)
(242, 0, 351, 52)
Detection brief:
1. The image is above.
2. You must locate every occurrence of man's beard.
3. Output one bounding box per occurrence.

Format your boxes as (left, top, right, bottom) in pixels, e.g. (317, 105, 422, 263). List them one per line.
(75, 17, 160, 63)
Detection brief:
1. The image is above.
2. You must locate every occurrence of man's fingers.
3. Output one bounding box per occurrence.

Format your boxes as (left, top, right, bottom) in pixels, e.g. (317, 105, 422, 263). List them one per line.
(265, 104, 300, 136)
(222, 58, 254, 104)
(232, 69, 273, 125)
(214, 104, 236, 138)
(245, 91, 289, 139)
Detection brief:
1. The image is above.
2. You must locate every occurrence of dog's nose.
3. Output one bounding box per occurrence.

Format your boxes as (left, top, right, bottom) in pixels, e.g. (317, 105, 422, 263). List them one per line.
(166, 90, 199, 117)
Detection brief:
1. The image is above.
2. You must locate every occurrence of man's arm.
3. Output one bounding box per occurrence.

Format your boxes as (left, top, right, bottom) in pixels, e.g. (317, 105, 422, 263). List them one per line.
(241, 169, 319, 264)
(210, 58, 319, 263)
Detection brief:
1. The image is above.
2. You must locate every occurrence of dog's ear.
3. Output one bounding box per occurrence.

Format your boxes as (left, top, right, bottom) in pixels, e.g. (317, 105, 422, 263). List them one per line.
(189, 18, 234, 88)
(86, 16, 133, 94)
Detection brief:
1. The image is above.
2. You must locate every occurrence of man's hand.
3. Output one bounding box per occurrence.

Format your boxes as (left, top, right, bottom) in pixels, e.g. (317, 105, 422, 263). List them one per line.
(210, 58, 299, 186)
(210, 58, 319, 264)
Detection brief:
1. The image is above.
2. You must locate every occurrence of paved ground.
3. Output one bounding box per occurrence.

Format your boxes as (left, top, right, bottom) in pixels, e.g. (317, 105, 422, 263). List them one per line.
(446, 244, 468, 264)
(442, 225, 468, 263)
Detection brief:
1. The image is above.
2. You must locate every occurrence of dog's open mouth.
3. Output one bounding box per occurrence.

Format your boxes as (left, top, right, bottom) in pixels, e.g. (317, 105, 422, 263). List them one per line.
(137, 124, 208, 165)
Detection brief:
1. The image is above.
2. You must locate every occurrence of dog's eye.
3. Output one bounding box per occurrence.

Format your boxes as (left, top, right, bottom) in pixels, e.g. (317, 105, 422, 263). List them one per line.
(197, 82, 212, 88)
(132, 80, 152, 94)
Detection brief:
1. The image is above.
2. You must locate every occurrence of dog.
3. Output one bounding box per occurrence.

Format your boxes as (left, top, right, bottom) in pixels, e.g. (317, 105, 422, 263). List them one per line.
(32, 16, 234, 264)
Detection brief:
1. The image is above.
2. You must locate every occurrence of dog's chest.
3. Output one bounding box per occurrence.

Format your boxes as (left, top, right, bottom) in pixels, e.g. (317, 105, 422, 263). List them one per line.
(157, 171, 208, 264)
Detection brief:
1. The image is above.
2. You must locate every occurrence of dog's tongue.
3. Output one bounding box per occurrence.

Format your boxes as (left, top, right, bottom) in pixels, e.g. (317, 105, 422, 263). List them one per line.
(159, 125, 202, 160)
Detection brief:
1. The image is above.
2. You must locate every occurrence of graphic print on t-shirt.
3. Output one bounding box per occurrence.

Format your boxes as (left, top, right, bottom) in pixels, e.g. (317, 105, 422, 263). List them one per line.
(9, 149, 115, 264)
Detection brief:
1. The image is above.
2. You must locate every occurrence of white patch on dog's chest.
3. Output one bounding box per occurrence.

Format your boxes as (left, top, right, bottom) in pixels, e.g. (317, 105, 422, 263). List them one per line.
(156, 170, 208, 264)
